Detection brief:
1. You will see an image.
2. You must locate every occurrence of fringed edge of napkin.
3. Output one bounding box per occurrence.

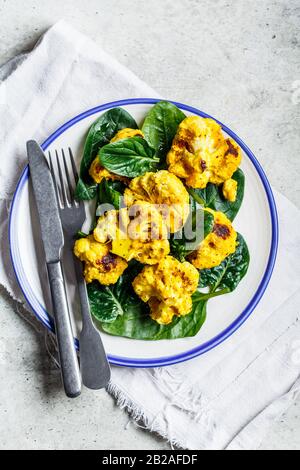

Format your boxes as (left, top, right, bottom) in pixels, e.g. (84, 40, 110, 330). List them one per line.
(107, 381, 183, 449)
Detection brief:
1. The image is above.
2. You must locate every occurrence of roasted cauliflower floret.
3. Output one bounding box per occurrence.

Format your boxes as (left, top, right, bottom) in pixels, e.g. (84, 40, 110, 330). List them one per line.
(132, 256, 199, 325)
(94, 203, 168, 243)
(74, 235, 108, 267)
(148, 299, 179, 325)
(74, 235, 127, 285)
(126, 202, 168, 241)
(167, 116, 241, 189)
(114, 239, 170, 265)
(188, 209, 237, 270)
(124, 170, 190, 233)
(93, 208, 129, 244)
(83, 263, 126, 285)
(93, 202, 170, 265)
(222, 178, 238, 202)
(110, 128, 144, 142)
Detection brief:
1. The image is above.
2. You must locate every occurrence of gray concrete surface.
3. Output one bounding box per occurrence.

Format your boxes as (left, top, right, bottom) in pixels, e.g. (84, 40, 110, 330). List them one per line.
(0, 0, 299, 450)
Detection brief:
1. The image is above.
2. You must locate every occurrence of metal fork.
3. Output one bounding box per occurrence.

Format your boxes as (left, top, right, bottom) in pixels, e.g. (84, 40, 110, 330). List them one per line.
(49, 148, 111, 390)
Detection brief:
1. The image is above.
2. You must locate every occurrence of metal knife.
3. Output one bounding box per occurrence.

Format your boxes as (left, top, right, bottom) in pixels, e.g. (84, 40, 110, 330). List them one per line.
(27, 140, 81, 398)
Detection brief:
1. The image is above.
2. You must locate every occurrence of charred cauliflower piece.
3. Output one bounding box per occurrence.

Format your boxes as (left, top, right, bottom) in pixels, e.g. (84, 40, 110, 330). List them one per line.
(89, 128, 143, 184)
(74, 235, 127, 285)
(124, 170, 190, 233)
(132, 256, 199, 325)
(167, 116, 241, 190)
(93, 202, 170, 265)
(188, 209, 237, 270)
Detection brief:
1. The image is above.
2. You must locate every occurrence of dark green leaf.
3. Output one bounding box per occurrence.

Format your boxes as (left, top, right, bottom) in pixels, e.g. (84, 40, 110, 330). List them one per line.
(210, 169, 245, 221)
(170, 238, 191, 263)
(87, 282, 124, 323)
(75, 108, 138, 200)
(101, 294, 207, 340)
(142, 101, 186, 165)
(99, 137, 159, 178)
(204, 211, 214, 238)
(87, 261, 143, 324)
(97, 179, 126, 210)
(199, 233, 250, 292)
(188, 169, 245, 221)
(170, 209, 214, 262)
(189, 184, 217, 207)
(75, 178, 98, 200)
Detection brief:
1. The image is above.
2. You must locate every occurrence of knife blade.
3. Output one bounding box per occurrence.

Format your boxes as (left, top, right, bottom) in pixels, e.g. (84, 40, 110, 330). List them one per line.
(27, 140, 63, 263)
(27, 140, 81, 398)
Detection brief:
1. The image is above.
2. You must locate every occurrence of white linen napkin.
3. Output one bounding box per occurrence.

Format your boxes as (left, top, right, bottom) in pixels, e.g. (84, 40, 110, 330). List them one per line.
(0, 21, 299, 450)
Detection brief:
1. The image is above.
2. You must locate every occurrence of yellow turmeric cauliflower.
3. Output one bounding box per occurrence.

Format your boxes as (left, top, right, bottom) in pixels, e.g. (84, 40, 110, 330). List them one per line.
(89, 128, 143, 184)
(167, 116, 241, 191)
(74, 235, 127, 285)
(222, 178, 238, 202)
(124, 170, 190, 233)
(188, 209, 237, 270)
(93, 202, 170, 265)
(132, 256, 199, 325)
(110, 128, 144, 142)
(89, 157, 128, 184)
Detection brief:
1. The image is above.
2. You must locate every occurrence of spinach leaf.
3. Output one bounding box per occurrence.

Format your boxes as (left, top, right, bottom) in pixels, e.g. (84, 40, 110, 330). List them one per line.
(101, 294, 207, 340)
(97, 179, 126, 210)
(142, 101, 186, 165)
(99, 137, 159, 178)
(170, 209, 214, 262)
(87, 282, 123, 323)
(199, 233, 250, 292)
(188, 169, 245, 221)
(170, 238, 191, 263)
(75, 108, 138, 200)
(87, 261, 144, 324)
(204, 211, 215, 237)
(210, 169, 245, 221)
(75, 178, 98, 201)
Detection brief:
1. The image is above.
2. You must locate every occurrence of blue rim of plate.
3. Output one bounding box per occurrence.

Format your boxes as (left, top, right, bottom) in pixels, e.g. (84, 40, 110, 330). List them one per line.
(9, 98, 279, 368)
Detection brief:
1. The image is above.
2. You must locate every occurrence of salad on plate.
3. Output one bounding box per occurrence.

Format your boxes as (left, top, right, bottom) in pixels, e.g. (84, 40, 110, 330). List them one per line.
(73, 101, 250, 340)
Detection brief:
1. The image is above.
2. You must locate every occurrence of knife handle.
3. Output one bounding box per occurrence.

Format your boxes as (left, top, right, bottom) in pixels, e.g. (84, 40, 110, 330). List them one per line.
(47, 261, 81, 398)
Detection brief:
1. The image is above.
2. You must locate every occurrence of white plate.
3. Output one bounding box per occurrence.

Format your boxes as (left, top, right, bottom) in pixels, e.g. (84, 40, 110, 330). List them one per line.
(9, 98, 278, 367)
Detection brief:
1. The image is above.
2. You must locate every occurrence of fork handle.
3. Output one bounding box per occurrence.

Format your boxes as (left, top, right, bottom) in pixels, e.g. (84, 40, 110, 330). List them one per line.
(47, 261, 81, 398)
(74, 257, 111, 390)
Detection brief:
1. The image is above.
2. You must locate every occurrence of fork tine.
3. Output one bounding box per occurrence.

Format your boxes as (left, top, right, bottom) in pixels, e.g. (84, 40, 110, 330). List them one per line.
(62, 148, 74, 203)
(69, 147, 79, 183)
(56, 150, 68, 207)
(48, 152, 61, 206)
